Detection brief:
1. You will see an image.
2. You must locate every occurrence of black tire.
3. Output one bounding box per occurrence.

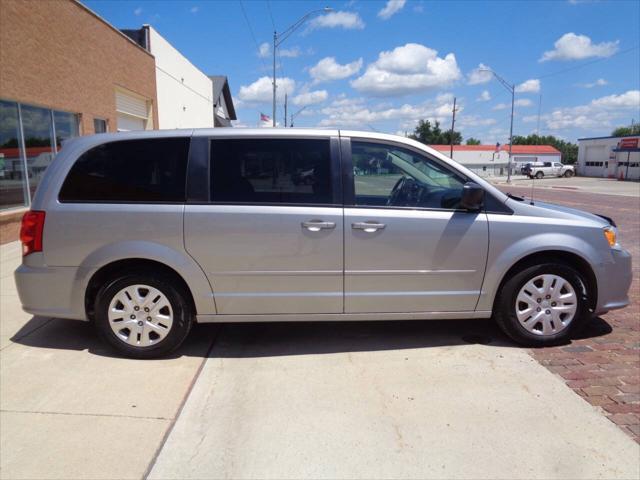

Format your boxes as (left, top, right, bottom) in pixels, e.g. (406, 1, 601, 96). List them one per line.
(94, 271, 193, 358)
(494, 263, 589, 347)
(535, 171, 544, 179)
(564, 170, 574, 178)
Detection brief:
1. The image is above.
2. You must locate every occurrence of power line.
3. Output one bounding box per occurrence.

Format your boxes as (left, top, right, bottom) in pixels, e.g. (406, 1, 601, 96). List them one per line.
(536, 46, 639, 81)
(239, 0, 268, 70)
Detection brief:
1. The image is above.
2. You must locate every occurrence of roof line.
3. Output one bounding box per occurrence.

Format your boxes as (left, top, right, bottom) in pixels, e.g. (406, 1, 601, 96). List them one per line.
(73, 0, 155, 59)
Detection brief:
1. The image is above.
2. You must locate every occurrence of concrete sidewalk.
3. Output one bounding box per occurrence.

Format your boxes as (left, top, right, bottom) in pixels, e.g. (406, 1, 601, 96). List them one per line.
(149, 322, 640, 480)
(0, 241, 218, 480)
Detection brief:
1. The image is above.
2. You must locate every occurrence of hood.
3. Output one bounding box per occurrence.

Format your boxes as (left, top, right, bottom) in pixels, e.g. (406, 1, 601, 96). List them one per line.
(506, 198, 611, 227)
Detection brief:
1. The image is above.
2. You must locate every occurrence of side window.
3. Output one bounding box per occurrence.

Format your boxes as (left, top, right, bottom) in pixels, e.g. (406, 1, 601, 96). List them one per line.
(554, 162, 562, 167)
(543, 162, 552, 167)
(210, 138, 333, 205)
(352, 141, 465, 210)
(59, 138, 189, 202)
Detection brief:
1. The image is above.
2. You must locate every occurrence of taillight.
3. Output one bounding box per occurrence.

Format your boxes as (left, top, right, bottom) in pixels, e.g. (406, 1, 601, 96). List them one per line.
(20, 211, 46, 256)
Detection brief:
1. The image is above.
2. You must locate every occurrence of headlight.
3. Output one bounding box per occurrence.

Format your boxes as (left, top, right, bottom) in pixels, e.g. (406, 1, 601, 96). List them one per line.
(603, 226, 617, 247)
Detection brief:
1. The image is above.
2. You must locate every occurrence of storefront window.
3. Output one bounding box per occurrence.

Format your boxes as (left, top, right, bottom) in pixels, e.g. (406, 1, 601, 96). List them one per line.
(54, 110, 79, 150)
(20, 104, 55, 199)
(0, 100, 29, 209)
(0, 100, 79, 211)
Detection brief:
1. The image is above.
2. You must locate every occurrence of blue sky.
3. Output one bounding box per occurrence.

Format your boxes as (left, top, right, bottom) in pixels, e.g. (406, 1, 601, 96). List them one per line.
(85, 0, 639, 143)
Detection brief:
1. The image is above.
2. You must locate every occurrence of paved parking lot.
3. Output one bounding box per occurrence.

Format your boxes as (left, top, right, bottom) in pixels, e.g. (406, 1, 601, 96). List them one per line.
(1, 182, 639, 479)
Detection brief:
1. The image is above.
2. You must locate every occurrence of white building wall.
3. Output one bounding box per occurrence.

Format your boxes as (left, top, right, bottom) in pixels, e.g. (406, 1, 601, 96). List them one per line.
(148, 26, 214, 129)
(578, 137, 640, 180)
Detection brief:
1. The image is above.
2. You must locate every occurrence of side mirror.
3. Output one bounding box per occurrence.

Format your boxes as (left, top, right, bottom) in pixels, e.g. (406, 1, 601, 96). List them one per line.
(460, 182, 484, 211)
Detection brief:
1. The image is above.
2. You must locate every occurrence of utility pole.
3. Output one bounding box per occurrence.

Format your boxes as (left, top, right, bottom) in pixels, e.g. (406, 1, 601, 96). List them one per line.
(271, 7, 332, 128)
(536, 94, 542, 137)
(508, 85, 514, 183)
(449, 97, 457, 159)
(284, 93, 288, 128)
(272, 30, 277, 127)
(480, 69, 516, 183)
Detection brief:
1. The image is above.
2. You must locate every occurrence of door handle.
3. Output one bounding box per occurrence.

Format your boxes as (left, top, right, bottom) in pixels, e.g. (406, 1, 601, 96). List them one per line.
(352, 222, 386, 233)
(302, 220, 336, 232)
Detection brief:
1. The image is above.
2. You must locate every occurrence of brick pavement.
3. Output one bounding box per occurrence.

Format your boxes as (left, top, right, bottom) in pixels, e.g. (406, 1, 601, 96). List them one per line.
(498, 184, 640, 443)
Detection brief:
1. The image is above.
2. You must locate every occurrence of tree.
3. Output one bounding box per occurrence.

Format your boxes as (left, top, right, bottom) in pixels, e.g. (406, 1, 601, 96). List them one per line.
(511, 134, 578, 165)
(611, 124, 640, 137)
(409, 119, 462, 145)
(465, 137, 481, 145)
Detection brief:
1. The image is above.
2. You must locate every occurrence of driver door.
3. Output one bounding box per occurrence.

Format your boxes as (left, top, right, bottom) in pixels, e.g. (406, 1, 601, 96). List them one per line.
(343, 138, 489, 313)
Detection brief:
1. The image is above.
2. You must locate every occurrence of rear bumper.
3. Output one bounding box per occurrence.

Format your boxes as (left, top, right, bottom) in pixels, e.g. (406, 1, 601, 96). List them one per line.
(594, 248, 632, 315)
(14, 263, 89, 320)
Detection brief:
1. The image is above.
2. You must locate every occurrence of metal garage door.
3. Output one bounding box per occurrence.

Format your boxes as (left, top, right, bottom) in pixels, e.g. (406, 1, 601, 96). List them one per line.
(584, 146, 606, 177)
(115, 91, 148, 131)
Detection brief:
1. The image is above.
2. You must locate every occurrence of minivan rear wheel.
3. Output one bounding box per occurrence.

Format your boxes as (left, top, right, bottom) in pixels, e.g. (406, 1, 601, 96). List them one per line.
(95, 272, 193, 358)
(494, 263, 589, 346)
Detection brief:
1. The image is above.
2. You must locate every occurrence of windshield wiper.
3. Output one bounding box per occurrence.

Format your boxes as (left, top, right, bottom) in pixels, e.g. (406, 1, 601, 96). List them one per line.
(506, 192, 525, 201)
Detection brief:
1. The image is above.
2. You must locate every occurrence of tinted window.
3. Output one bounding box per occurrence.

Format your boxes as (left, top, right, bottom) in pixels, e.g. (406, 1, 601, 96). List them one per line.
(352, 141, 465, 210)
(59, 138, 189, 202)
(211, 138, 332, 204)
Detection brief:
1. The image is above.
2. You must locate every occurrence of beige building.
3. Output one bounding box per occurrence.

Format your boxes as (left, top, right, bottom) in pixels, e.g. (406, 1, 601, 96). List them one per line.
(0, 0, 158, 213)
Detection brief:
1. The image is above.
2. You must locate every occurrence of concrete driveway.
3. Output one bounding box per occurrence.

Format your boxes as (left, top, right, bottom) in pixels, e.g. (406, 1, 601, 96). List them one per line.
(1, 239, 639, 479)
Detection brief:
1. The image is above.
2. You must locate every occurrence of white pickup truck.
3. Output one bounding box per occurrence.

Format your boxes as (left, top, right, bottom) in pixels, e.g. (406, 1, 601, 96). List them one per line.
(522, 161, 575, 179)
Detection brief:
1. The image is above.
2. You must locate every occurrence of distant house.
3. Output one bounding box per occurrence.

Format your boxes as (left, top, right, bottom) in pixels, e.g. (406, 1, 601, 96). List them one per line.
(209, 76, 236, 127)
(429, 144, 561, 177)
(123, 25, 236, 129)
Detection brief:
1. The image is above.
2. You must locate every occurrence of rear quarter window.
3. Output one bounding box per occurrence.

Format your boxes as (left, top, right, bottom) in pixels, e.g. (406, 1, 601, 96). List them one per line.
(59, 138, 190, 203)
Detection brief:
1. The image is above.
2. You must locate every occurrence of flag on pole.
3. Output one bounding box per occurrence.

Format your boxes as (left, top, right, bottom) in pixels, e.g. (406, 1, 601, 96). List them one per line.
(260, 113, 270, 122)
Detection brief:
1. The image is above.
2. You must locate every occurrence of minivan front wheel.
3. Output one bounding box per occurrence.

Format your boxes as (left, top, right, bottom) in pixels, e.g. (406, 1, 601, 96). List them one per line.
(494, 263, 589, 346)
(95, 273, 193, 358)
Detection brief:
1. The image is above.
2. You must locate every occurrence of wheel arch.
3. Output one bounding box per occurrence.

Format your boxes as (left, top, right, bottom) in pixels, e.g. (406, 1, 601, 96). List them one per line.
(491, 250, 598, 313)
(85, 258, 199, 321)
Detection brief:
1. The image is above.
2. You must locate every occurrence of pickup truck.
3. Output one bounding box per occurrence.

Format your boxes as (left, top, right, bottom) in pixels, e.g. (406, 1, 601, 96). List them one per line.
(522, 161, 575, 179)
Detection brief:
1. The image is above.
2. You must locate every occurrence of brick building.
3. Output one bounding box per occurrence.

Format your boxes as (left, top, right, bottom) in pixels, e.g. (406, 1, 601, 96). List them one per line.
(0, 0, 158, 214)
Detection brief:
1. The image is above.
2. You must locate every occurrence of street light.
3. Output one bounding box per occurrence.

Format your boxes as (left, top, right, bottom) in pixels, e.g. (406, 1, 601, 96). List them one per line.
(289, 106, 307, 127)
(272, 7, 332, 127)
(480, 69, 515, 183)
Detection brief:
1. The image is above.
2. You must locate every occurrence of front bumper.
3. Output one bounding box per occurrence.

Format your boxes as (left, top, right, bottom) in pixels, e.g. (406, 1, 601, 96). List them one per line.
(594, 247, 633, 315)
(14, 262, 90, 320)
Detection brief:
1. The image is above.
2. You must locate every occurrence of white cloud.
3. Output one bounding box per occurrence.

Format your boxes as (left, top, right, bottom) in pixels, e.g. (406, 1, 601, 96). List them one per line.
(309, 57, 363, 84)
(292, 90, 328, 106)
(515, 79, 540, 93)
(134, 7, 142, 15)
(577, 78, 608, 88)
(190, 6, 199, 13)
(238, 76, 295, 104)
(280, 47, 301, 58)
(308, 11, 364, 31)
(318, 94, 456, 128)
(477, 90, 491, 102)
(351, 43, 461, 96)
(492, 99, 533, 110)
(378, 0, 406, 20)
(467, 63, 493, 85)
(540, 33, 619, 62)
(259, 43, 302, 59)
(531, 90, 640, 130)
(258, 42, 270, 58)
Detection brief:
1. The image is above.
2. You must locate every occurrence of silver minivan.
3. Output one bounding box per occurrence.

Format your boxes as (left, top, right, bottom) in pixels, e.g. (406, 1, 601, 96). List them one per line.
(15, 129, 632, 358)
